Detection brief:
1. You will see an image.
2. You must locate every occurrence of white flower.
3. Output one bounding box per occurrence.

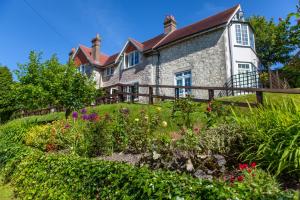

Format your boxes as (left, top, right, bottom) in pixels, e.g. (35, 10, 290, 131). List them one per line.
(134, 118, 139, 122)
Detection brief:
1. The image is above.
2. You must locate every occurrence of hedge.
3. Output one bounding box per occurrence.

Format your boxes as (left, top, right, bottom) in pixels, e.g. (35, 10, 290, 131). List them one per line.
(0, 144, 293, 200)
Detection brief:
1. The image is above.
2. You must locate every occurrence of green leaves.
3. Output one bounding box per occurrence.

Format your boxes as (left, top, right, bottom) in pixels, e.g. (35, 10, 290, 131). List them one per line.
(248, 12, 299, 68)
(234, 98, 300, 178)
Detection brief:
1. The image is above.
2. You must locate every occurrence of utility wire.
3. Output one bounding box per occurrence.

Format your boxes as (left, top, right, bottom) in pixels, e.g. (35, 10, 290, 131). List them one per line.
(23, 0, 73, 46)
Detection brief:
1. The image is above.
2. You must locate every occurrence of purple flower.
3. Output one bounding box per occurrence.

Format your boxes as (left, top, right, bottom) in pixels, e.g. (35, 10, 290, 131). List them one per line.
(81, 108, 87, 114)
(82, 114, 89, 121)
(89, 113, 98, 121)
(72, 111, 78, 119)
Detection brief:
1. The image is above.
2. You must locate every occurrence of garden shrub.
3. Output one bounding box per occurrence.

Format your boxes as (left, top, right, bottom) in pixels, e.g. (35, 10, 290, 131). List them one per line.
(172, 96, 201, 129)
(6, 152, 293, 200)
(24, 124, 51, 150)
(201, 124, 245, 164)
(233, 98, 300, 178)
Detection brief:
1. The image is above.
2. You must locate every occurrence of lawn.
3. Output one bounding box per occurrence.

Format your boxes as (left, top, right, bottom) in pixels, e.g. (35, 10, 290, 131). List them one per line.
(219, 92, 300, 104)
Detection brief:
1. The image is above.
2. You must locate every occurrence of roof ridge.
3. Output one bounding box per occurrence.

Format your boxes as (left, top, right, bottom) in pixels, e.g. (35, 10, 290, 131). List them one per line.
(175, 4, 239, 32)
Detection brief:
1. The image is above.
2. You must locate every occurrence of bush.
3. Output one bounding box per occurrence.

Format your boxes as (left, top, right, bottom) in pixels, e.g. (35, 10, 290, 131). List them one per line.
(233, 98, 300, 177)
(201, 124, 245, 163)
(25, 124, 54, 150)
(3, 151, 292, 199)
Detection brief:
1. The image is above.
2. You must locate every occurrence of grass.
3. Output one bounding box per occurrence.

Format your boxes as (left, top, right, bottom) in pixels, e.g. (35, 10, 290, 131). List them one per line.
(0, 176, 15, 200)
(219, 92, 300, 105)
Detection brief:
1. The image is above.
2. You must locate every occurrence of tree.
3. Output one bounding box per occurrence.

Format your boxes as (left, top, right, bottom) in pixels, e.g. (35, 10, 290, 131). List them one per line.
(280, 56, 300, 88)
(14, 51, 96, 118)
(248, 16, 299, 69)
(0, 66, 14, 122)
(59, 61, 96, 118)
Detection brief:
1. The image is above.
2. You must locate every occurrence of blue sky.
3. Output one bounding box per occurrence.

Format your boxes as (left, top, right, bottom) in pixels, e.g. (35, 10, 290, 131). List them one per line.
(0, 0, 298, 72)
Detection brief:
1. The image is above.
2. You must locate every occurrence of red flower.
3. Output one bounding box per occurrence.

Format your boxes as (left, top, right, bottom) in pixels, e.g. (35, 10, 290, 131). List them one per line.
(237, 175, 244, 182)
(239, 163, 248, 171)
(207, 106, 212, 112)
(230, 175, 235, 183)
(250, 162, 257, 168)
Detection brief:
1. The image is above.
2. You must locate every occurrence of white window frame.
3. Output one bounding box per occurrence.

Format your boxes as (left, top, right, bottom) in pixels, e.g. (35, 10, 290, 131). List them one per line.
(174, 70, 192, 97)
(104, 66, 114, 77)
(235, 24, 251, 46)
(126, 50, 140, 68)
(123, 81, 139, 102)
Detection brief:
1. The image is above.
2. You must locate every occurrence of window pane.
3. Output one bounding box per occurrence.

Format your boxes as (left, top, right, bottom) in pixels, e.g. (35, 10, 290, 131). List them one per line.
(176, 79, 182, 86)
(250, 32, 255, 49)
(184, 71, 191, 76)
(241, 25, 249, 45)
(176, 72, 182, 77)
(134, 51, 139, 64)
(185, 77, 191, 86)
(235, 24, 242, 44)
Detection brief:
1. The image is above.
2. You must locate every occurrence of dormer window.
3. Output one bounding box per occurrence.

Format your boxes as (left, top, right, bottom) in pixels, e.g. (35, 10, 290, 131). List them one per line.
(104, 66, 114, 77)
(127, 51, 140, 68)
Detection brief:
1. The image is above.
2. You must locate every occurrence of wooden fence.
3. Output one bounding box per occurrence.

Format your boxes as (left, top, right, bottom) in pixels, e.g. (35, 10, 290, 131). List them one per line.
(16, 83, 300, 118)
(96, 83, 300, 107)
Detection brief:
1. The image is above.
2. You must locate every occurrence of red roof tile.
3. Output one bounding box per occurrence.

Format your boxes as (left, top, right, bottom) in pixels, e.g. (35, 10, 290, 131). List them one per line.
(154, 5, 239, 48)
(79, 45, 109, 66)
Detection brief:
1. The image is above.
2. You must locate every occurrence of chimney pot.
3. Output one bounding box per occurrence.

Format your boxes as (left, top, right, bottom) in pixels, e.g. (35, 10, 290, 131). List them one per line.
(164, 15, 177, 34)
(91, 34, 101, 63)
(68, 48, 76, 62)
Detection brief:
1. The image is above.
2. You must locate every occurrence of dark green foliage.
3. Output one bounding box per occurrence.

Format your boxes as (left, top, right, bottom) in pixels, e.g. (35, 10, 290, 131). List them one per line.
(280, 57, 300, 88)
(0, 149, 292, 200)
(248, 14, 299, 68)
(172, 96, 201, 128)
(0, 66, 15, 123)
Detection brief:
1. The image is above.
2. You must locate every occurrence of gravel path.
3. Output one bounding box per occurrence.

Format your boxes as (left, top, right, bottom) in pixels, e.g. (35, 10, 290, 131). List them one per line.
(96, 152, 145, 165)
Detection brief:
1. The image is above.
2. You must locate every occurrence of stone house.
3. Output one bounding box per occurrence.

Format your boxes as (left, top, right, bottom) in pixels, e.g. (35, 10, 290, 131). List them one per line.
(70, 4, 259, 101)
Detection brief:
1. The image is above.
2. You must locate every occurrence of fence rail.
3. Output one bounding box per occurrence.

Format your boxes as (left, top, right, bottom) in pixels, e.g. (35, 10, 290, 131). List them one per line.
(96, 83, 300, 106)
(16, 83, 300, 118)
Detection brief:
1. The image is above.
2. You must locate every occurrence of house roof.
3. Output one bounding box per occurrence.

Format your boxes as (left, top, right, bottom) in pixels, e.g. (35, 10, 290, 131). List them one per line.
(73, 4, 239, 68)
(78, 45, 110, 66)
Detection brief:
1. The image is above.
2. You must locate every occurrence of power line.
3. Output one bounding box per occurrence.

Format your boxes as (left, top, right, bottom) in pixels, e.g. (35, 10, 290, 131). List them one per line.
(23, 0, 73, 46)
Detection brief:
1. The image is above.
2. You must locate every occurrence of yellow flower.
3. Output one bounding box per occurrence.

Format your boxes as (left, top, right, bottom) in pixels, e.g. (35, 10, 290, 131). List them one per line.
(135, 118, 140, 122)
(162, 121, 168, 128)
(156, 107, 162, 112)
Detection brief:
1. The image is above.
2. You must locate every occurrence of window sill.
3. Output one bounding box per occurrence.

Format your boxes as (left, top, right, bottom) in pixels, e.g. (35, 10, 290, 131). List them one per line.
(123, 63, 141, 71)
(234, 45, 256, 54)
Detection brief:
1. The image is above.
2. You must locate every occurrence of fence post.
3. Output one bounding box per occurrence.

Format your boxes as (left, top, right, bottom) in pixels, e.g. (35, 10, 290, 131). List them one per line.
(118, 85, 124, 103)
(175, 87, 179, 99)
(130, 85, 135, 103)
(149, 86, 153, 104)
(256, 91, 263, 106)
(208, 89, 214, 101)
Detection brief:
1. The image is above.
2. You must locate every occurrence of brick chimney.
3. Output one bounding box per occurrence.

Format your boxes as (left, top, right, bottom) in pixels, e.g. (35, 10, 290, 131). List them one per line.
(68, 48, 76, 62)
(91, 34, 101, 62)
(164, 15, 177, 34)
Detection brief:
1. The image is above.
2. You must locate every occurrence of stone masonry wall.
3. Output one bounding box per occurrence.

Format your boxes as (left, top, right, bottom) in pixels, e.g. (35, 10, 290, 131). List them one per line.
(99, 28, 227, 102)
(158, 28, 227, 100)
(101, 56, 156, 102)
